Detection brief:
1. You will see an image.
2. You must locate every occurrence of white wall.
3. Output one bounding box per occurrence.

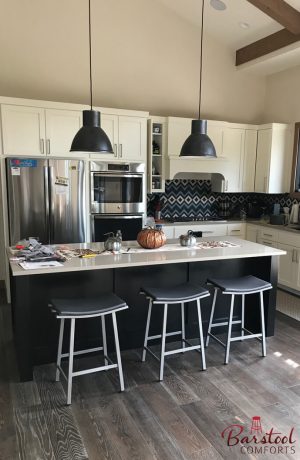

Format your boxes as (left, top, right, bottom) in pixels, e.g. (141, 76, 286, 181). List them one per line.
(263, 64, 300, 123)
(0, 0, 266, 123)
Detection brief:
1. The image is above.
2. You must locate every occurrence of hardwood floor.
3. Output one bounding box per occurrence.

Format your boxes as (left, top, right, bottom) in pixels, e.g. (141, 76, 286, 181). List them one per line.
(1, 288, 300, 460)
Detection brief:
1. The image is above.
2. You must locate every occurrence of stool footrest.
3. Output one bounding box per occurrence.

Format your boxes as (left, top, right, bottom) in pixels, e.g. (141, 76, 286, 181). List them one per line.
(147, 330, 182, 341)
(208, 332, 226, 348)
(72, 363, 117, 377)
(164, 344, 202, 356)
(61, 345, 104, 359)
(210, 320, 241, 328)
(143, 346, 160, 362)
(230, 333, 262, 342)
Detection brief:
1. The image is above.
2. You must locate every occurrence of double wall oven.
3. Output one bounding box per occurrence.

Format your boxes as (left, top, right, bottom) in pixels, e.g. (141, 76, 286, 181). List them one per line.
(90, 162, 145, 242)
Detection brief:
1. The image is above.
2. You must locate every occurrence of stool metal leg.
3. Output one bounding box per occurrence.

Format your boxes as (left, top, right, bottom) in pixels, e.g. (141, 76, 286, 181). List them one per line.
(159, 303, 168, 381)
(142, 299, 152, 362)
(241, 294, 245, 340)
(112, 312, 125, 392)
(225, 295, 235, 365)
(56, 318, 65, 382)
(196, 299, 206, 371)
(67, 318, 75, 405)
(259, 291, 267, 357)
(181, 303, 186, 350)
(206, 288, 218, 347)
(101, 315, 108, 367)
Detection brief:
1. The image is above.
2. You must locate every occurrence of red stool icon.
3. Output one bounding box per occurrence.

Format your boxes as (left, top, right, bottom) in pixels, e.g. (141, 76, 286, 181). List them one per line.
(251, 416, 262, 434)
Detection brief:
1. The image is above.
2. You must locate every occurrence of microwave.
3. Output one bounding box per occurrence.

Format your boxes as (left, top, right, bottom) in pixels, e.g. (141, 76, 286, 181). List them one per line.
(90, 162, 145, 215)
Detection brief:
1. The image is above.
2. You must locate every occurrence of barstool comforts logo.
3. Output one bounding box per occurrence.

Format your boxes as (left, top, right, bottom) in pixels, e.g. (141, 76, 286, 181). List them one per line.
(221, 416, 297, 456)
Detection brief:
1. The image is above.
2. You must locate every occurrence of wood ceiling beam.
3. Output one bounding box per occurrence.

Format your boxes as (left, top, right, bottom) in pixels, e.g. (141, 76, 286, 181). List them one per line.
(236, 28, 300, 66)
(247, 0, 300, 35)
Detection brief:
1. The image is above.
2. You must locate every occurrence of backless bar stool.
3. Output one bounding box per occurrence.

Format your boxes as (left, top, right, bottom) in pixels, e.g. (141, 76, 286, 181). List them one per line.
(49, 294, 128, 405)
(140, 283, 210, 381)
(206, 275, 272, 364)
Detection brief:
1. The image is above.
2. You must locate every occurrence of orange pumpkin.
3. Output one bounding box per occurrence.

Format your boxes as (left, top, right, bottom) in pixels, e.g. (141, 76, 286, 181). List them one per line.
(137, 227, 166, 249)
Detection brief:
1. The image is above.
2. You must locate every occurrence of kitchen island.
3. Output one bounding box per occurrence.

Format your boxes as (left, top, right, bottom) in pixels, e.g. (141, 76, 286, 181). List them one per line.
(9, 238, 285, 381)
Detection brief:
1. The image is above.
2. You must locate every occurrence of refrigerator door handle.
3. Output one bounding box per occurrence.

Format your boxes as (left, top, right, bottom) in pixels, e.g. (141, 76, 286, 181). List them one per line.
(48, 166, 55, 242)
(43, 166, 50, 243)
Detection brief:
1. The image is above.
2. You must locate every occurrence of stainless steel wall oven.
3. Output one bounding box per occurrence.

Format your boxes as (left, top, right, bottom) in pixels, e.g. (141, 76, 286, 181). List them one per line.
(90, 162, 145, 241)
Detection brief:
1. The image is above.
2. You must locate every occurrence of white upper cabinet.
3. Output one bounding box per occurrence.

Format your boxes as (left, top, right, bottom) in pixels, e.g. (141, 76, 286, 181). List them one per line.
(1, 104, 46, 156)
(221, 127, 244, 192)
(207, 123, 223, 155)
(45, 109, 82, 157)
(167, 117, 191, 157)
(118, 116, 147, 161)
(1, 104, 83, 157)
(167, 117, 224, 157)
(242, 129, 257, 192)
(100, 114, 119, 159)
(254, 124, 293, 193)
(90, 114, 147, 162)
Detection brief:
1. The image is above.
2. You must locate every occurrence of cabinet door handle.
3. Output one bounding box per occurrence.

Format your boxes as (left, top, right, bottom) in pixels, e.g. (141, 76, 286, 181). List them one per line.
(230, 229, 240, 233)
(296, 250, 299, 264)
(114, 144, 118, 158)
(262, 241, 273, 246)
(40, 139, 44, 154)
(225, 180, 228, 191)
(263, 233, 273, 238)
(46, 139, 50, 155)
(119, 144, 123, 158)
(292, 249, 295, 263)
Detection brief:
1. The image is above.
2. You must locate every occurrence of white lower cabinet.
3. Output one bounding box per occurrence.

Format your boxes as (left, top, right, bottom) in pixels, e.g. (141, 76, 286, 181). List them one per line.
(277, 243, 296, 289)
(246, 224, 259, 242)
(161, 226, 174, 240)
(227, 223, 246, 239)
(245, 224, 300, 292)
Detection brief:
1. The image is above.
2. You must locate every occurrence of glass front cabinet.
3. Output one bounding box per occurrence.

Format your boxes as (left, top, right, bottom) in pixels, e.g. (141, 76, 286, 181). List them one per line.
(147, 117, 166, 193)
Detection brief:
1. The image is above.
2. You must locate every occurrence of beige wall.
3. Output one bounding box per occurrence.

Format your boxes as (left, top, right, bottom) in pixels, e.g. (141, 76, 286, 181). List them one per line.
(0, 0, 266, 123)
(263, 64, 300, 124)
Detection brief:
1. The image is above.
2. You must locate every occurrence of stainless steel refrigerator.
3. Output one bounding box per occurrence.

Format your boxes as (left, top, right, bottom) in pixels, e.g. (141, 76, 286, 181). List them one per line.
(6, 158, 87, 245)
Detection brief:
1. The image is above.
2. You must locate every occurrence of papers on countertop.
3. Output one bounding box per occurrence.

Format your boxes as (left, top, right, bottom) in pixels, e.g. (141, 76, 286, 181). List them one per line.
(18, 261, 64, 270)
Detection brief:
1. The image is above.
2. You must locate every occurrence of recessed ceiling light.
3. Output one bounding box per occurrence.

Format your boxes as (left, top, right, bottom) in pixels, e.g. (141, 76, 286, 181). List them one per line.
(239, 21, 250, 29)
(210, 0, 227, 11)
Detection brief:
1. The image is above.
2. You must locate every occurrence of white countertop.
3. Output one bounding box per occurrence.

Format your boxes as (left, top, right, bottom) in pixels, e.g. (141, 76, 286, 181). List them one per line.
(8, 237, 285, 277)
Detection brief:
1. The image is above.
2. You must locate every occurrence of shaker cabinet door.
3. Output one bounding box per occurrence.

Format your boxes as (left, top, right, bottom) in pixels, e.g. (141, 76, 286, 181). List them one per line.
(118, 116, 147, 161)
(1, 104, 45, 156)
(45, 109, 82, 157)
(96, 113, 119, 159)
(254, 129, 271, 193)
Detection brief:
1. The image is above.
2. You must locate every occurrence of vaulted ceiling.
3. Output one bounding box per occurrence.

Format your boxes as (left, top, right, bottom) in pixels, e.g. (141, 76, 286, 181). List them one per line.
(157, 0, 300, 75)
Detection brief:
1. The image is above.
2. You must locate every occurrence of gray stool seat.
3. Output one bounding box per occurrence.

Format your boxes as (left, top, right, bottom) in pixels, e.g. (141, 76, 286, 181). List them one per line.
(50, 294, 127, 316)
(206, 275, 272, 364)
(141, 283, 209, 302)
(207, 276, 272, 294)
(50, 294, 128, 405)
(141, 283, 210, 380)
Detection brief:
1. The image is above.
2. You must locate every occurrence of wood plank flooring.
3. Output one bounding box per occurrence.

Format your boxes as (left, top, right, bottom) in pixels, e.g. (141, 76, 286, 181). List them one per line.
(1, 288, 300, 459)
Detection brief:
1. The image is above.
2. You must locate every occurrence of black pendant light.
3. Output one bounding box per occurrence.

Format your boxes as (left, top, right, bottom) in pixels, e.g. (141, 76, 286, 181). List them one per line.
(70, 0, 113, 153)
(180, 0, 216, 158)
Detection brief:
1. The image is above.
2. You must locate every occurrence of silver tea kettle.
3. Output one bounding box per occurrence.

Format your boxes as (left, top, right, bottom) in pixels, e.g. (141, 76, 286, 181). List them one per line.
(104, 232, 122, 252)
(179, 230, 197, 247)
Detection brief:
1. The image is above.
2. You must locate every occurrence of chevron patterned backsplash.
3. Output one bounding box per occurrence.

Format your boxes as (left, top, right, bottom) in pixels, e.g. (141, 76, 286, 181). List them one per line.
(147, 179, 295, 218)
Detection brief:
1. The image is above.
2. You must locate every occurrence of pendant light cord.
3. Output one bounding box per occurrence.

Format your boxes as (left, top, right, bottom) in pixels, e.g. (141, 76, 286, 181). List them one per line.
(88, 0, 93, 110)
(198, 0, 205, 119)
